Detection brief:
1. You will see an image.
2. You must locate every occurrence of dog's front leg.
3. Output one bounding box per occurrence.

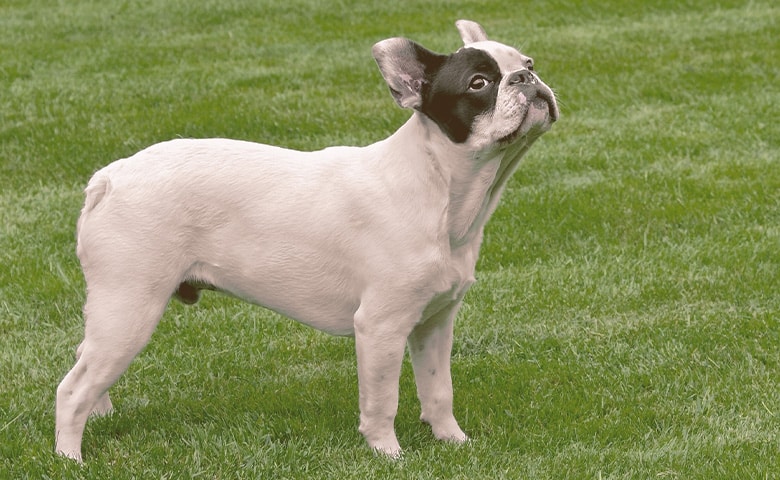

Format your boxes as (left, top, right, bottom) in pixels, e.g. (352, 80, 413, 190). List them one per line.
(408, 301, 468, 444)
(353, 303, 413, 458)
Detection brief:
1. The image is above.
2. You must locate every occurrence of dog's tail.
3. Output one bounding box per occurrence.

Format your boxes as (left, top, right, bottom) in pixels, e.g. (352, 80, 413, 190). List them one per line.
(82, 173, 111, 214)
(76, 172, 111, 260)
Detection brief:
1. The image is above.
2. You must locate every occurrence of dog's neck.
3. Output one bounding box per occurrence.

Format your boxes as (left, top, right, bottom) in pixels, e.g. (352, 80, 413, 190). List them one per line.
(378, 113, 531, 249)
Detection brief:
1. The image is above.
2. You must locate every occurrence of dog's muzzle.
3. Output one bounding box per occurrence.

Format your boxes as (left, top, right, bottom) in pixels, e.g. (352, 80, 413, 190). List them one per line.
(511, 69, 559, 123)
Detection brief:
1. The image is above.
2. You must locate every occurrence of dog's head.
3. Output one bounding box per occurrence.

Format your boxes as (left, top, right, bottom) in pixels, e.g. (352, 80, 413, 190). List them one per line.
(373, 20, 558, 151)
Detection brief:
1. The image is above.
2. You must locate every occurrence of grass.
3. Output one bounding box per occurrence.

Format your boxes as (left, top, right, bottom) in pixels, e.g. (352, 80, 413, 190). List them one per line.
(1, 0, 778, 478)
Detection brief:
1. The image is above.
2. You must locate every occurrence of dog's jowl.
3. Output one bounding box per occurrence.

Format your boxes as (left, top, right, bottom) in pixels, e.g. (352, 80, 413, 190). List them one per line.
(55, 20, 558, 461)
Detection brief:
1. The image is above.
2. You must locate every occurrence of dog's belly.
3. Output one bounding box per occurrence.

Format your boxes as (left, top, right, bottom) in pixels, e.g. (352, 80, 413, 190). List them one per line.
(184, 252, 363, 336)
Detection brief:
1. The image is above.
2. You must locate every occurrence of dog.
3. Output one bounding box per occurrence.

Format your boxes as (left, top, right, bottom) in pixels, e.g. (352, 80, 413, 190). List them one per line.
(55, 19, 558, 461)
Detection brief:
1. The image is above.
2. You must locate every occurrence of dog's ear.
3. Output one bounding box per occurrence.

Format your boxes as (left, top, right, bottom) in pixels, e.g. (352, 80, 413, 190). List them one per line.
(372, 38, 445, 110)
(455, 19, 488, 44)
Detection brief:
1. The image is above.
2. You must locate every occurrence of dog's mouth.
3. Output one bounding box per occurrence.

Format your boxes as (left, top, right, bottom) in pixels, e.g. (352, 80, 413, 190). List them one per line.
(499, 85, 559, 145)
(537, 86, 559, 123)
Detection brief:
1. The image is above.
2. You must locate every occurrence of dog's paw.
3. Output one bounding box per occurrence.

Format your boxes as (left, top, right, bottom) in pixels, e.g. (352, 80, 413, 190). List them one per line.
(58, 451, 84, 463)
(434, 428, 468, 444)
(89, 393, 114, 417)
(55, 444, 84, 463)
(425, 417, 468, 444)
(368, 437, 403, 459)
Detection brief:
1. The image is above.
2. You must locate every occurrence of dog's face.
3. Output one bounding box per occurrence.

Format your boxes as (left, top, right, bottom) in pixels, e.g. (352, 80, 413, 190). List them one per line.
(373, 20, 558, 151)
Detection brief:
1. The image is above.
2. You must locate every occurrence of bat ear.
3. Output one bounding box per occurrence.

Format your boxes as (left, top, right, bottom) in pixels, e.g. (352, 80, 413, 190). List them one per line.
(372, 38, 445, 110)
(455, 19, 489, 44)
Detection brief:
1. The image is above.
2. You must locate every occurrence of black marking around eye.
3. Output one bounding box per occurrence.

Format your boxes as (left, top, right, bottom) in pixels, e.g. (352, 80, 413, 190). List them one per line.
(419, 48, 501, 143)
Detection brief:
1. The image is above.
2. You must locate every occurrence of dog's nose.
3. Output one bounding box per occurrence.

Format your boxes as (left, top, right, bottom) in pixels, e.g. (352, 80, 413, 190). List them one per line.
(508, 69, 536, 85)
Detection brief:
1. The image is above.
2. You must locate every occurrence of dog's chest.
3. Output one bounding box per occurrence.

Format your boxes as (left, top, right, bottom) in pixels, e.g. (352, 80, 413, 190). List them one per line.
(421, 241, 479, 321)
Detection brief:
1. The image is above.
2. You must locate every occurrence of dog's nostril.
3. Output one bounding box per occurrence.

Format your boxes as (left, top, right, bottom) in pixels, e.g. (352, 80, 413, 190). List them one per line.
(509, 69, 535, 86)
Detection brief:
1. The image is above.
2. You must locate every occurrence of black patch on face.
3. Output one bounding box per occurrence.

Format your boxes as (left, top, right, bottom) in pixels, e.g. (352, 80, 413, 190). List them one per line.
(419, 48, 501, 143)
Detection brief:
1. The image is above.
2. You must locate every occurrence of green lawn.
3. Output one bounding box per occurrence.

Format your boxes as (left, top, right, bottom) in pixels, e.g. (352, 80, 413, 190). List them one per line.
(1, 0, 778, 478)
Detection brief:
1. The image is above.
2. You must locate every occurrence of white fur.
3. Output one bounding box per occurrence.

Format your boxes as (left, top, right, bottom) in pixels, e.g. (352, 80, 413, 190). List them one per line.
(55, 21, 557, 461)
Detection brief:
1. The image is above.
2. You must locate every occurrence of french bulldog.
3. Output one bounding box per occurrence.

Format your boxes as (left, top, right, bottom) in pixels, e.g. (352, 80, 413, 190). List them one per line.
(55, 19, 558, 461)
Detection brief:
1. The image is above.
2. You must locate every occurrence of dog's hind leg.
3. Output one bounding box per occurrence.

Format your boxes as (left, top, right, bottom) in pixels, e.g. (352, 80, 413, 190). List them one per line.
(55, 284, 170, 461)
(71, 341, 114, 416)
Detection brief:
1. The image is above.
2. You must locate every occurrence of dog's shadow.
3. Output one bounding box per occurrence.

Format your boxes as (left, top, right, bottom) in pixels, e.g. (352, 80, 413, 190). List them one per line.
(82, 367, 445, 460)
(79, 297, 484, 458)
(80, 299, 363, 452)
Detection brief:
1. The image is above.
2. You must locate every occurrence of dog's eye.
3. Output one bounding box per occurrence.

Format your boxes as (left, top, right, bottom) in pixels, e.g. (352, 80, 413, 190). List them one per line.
(468, 75, 490, 91)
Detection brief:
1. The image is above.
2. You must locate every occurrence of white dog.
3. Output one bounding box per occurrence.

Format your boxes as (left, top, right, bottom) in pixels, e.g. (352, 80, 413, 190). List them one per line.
(55, 19, 558, 461)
